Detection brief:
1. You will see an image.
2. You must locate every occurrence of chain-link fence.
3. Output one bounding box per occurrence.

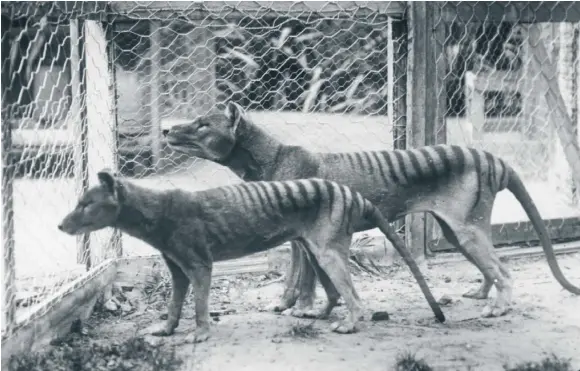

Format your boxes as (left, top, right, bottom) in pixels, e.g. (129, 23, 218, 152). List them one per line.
(428, 3, 580, 251)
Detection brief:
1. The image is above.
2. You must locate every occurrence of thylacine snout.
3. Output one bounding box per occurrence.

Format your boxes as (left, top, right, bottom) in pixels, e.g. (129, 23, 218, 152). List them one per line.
(57, 170, 121, 235)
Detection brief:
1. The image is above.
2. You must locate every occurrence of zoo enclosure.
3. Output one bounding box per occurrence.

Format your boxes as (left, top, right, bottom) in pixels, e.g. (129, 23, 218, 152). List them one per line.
(2, 0, 580, 354)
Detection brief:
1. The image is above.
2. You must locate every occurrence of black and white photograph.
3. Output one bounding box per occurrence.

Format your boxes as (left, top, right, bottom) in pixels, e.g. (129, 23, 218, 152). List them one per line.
(1, 1, 579, 370)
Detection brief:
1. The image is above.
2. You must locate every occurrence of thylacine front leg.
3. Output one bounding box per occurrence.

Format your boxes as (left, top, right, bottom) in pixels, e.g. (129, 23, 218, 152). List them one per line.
(183, 263, 212, 343)
(151, 254, 190, 336)
(286, 240, 317, 316)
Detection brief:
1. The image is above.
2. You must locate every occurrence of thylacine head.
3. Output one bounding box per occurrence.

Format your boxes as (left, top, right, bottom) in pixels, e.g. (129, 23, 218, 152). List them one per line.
(163, 101, 246, 162)
(58, 169, 122, 235)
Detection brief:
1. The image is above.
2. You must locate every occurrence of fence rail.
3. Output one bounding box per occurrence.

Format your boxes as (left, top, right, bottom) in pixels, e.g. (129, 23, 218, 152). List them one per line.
(2, 1, 580, 345)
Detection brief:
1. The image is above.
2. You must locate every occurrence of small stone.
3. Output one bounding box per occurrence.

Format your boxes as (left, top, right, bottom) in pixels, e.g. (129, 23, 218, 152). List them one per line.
(371, 311, 390, 321)
(318, 346, 325, 352)
(444, 276, 452, 283)
(104, 299, 118, 312)
(437, 295, 453, 306)
(369, 346, 375, 351)
(466, 344, 472, 350)
(271, 337, 282, 344)
(119, 302, 133, 313)
(144, 335, 162, 347)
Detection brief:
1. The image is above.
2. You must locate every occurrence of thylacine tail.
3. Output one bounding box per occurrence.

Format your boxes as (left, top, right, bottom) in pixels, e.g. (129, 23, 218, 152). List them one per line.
(361, 199, 446, 323)
(503, 165, 580, 294)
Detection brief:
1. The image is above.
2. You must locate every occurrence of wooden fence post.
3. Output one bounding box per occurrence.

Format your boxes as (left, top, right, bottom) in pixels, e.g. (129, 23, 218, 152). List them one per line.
(71, 19, 90, 267)
(405, 1, 428, 261)
(149, 21, 162, 172)
(84, 20, 119, 265)
(1, 90, 16, 336)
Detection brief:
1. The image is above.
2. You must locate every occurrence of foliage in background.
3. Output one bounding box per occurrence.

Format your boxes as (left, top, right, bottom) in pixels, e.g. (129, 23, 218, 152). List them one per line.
(214, 16, 393, 115)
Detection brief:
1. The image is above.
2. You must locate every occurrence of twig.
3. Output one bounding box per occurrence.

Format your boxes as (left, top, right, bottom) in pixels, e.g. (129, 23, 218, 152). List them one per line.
(257, 274, 286, 288)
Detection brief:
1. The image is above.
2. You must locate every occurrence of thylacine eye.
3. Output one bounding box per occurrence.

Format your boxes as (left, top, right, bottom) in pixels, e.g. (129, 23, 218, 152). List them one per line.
(198, 123, 208, 131)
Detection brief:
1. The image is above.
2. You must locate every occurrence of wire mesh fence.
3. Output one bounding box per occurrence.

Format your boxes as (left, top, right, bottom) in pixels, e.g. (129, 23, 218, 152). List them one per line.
(429, 3, 580, 250)
(3, 0, 580, 342)
(1, 3, 118, 335)
(1, 1, 407, 337)
(108, 3, 408, 257)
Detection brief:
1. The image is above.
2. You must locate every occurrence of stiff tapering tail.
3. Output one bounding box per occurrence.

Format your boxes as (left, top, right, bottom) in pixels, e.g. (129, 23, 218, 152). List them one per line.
(506, 167, 580, 295)
(363, 201, 446, 323)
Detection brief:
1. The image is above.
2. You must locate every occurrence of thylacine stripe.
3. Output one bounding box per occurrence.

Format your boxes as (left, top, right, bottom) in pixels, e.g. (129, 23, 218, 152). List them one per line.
(393, 150, 410, 184)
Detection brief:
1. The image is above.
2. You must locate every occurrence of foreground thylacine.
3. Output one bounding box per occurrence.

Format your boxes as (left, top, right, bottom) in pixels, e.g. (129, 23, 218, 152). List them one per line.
(58, 170, 444, 343)
(164, 101, 580, 319)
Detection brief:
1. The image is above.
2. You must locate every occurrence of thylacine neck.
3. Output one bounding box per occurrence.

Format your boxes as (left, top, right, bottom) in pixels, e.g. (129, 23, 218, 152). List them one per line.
(220, 118, 284, 181)
(113, 180, 171, 245)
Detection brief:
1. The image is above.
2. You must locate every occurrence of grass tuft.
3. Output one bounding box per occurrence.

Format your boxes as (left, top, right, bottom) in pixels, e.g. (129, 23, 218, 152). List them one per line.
(503, 354, 573, 371)
(394, 352, 434, 371)
(286, 321, 321, 339)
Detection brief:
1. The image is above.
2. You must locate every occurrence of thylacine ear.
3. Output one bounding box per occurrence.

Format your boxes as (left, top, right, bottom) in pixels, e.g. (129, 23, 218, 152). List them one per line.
(97, 169, 117, 195)
(224, 101, 245, 133)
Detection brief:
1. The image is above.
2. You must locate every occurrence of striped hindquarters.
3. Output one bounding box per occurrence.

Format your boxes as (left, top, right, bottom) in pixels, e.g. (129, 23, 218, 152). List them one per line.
(333, 145, 511, 194)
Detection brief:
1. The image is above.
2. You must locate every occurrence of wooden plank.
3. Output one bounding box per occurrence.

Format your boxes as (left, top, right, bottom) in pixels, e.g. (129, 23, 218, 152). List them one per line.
(0, 261, 117, 370)
(84, 20, 119, 265)
(405, 2, 427, 261)
(391, 18, 407, 236)
(109, 1, 406, 22)
(442, 2, 580, 24)
(1, 64, 16, 336)
(429, 241, 580, 266)
(424, 2, 447, 256)
(1, 14, 16, 335)
(115, 255, 271, 289)
(70, 19, 90, 267)
(429, 217, 580, 252)
(149, 21, 162, 172)
(105, 18, 123, 257)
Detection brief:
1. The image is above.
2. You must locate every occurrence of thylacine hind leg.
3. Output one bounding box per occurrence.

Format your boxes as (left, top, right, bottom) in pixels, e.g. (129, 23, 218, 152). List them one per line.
(433, 201, 513, 317)
(151, 254, 190, 336)
(290, 247, 341, 319)
(434, 216, 494, 300)
(267, 240, 317, 313)
(302, 235, 364, 334)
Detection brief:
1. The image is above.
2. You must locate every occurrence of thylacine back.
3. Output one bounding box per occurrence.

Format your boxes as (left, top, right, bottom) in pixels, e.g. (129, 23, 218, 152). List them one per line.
(164, 101, 580, 320)
(58, 170, 444, 344)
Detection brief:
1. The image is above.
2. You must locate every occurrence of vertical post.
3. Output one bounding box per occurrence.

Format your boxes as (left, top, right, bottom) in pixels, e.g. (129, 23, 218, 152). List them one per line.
(424, 2, 448, 253)
(105, 18, 122, 257)
(387, 18, 394, 131)
(71, 19, 90, 267)
(149, 21, 162, 172)
(1, 91, 15, 336)
(575, 24, 580, 205)
(1, 14, 15, 335)
(84, 20, 118, 265)
(392, 18, 407, 235)
(405, 1, 428, 261)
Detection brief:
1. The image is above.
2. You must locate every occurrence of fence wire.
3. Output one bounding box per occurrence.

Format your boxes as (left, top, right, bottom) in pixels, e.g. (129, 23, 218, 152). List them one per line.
(430, 3, 580, 251)
(108, 6, 407, 257)
(1, 1, 406, 336)
(1, 3, 118, 336)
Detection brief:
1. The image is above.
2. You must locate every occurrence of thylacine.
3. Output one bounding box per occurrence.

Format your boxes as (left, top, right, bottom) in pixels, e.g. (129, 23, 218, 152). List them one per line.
(164, 101, 580, 319)
(58, 170, 444, 343)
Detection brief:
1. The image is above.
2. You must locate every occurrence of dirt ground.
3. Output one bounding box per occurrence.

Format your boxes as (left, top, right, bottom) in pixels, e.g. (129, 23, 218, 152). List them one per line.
(81, 253, 580, 371)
